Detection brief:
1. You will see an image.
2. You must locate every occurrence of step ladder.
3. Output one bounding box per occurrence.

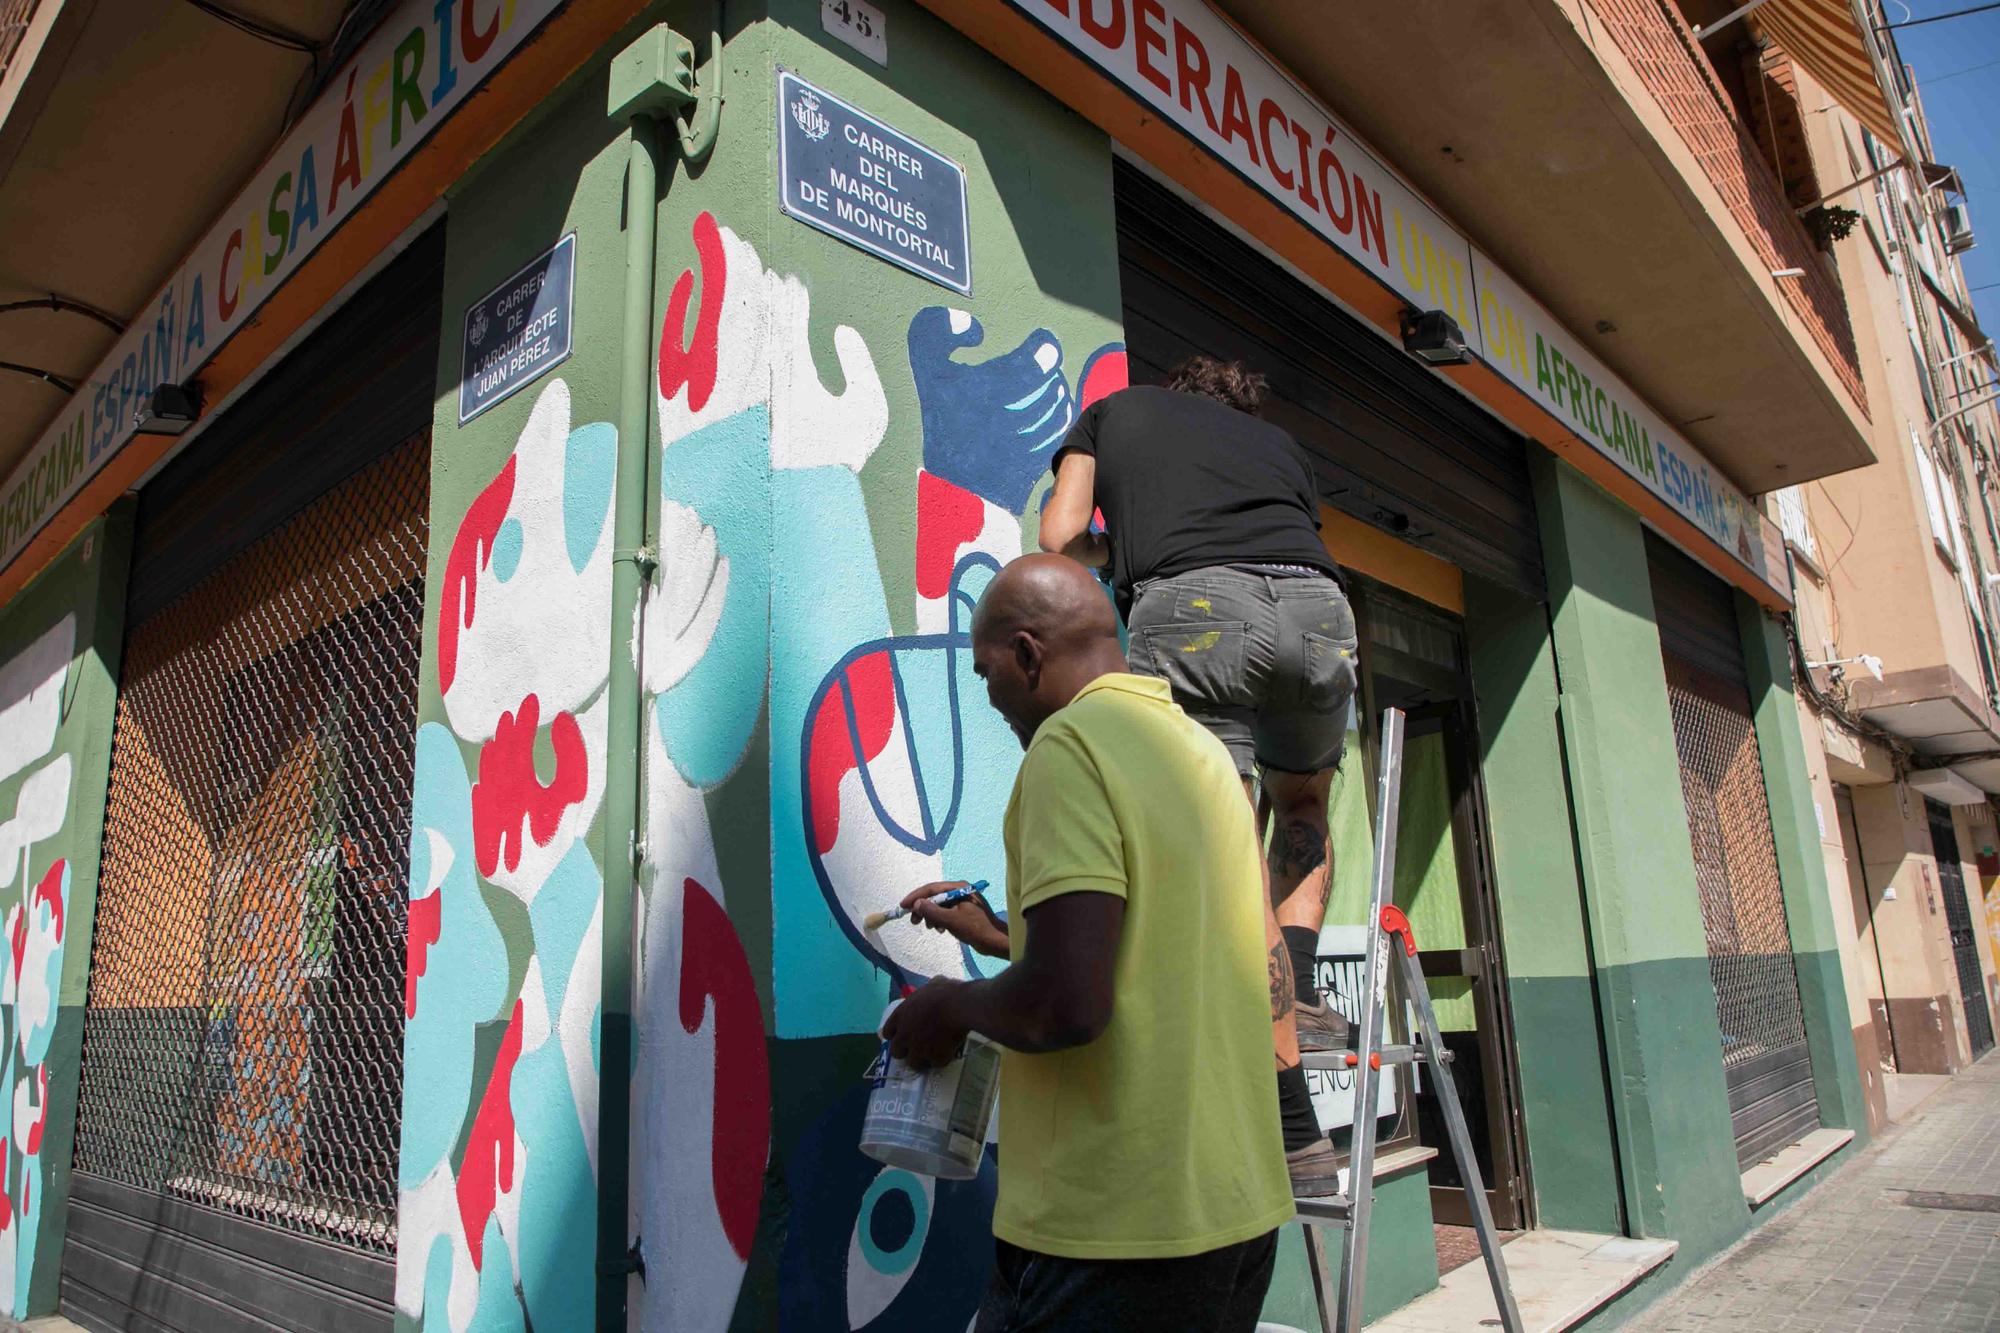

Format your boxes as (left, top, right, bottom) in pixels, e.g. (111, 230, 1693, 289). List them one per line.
(1293, 706, 1523, 1333)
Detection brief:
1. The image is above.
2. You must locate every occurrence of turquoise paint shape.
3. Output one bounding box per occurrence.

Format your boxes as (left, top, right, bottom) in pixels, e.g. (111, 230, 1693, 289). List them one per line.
(507, 1034, 595, 1332)
(770, 464, 898, 1037)
(528, 841, 599, 1023)
(856, 1168, 930, 1276)
(562, 421, 616, 577)
(422, 1234, 456, 1331)
(656, 407, 772, 789)
(399, 723, 510, 1190)
(467, 1215, 526, 1332)
(491, 518, 524, 583)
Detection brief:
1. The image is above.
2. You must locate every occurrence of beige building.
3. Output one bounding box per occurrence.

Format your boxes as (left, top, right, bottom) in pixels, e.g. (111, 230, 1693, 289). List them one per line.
(1738, 0, 2000, 1131)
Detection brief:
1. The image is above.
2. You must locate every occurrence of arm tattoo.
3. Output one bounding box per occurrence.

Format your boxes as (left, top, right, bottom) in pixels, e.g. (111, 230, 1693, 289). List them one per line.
(1268, 941, 1296, 1021)
(1271, 819, 1329, 880)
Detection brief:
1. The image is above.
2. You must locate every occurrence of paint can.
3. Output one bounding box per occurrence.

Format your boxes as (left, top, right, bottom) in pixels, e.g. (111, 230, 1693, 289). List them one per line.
(860, 1001, 1000, 1180)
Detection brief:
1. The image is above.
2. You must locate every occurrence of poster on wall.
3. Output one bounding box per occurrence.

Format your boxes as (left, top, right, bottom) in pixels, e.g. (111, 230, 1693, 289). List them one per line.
(778, 70, 973, 294)
(458, 234, 576, 424)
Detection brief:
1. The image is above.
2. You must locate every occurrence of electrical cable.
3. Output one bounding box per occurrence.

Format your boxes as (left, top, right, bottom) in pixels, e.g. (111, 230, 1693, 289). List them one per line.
(0, 362, 76, 393)
(0, 295, 125, 334)
(180, 0, 320, 53)
(1884, 0, 2000, 28)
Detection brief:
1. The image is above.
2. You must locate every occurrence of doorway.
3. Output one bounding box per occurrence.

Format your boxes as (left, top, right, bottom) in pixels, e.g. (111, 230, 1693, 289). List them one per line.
(1926, 800, 1995, 1058)
(1348, 579, 1529, 1230)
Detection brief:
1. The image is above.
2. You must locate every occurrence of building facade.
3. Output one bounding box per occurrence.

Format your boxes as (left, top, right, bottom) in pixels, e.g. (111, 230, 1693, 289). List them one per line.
(0, 0, 1939, 1328)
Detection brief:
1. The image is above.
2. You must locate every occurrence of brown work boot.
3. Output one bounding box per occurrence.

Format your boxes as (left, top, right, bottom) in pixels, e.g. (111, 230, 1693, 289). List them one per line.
(1294, 994, 1351, 1053)
(1287, 1136, 1342, 1199)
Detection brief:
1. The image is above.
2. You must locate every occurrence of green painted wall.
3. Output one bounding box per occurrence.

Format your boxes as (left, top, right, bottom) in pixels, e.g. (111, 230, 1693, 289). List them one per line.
(1530, 453, 1748, 1268)
(1258, 1160, 1440, 1331)
(1464, 573, 1624, 1236)
(1735, 595, 1870, 1139)
(0, 508, 133, 1318)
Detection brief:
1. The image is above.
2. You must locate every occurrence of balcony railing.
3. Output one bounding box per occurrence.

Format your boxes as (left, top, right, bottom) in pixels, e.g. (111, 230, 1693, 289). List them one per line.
(1587, 0, 1870, 416)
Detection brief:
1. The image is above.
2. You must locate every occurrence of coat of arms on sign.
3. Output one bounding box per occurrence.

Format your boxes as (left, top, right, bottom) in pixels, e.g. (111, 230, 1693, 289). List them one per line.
(792, 86, 830, 142)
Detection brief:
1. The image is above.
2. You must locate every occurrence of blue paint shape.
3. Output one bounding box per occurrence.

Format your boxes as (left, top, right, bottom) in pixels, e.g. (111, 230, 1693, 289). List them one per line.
(528, 841, 600, 1023)
(562, 421, 617, 576)
(467, 1214, 526, 1332)
(508, 1035, 596, 1332)
(770, 465, 896, 1037)
(398, 724, 510, 1190)
(492, 518, 524, 583)
(422, 1234, 457, 1332)
(909, 308, 1073, 513)
(858, 1168, 928, 1276)
(657, 406, 773, 789)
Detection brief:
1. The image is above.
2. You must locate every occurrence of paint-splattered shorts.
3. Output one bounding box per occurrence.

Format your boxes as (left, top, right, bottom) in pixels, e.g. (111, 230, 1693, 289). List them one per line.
(1127, 564, 1358, 778)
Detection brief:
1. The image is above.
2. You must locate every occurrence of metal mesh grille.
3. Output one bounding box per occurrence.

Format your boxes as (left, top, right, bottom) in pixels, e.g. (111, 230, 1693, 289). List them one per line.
(71, 435, 428, 1253)
(1927, 803, 1995, 1057)
(1663, 650, 1818, 1159)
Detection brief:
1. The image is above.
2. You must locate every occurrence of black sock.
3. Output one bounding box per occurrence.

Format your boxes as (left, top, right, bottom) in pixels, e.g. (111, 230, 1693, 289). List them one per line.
(1281, 925, 1321, 1005)
(1277, 1063, 1321, 1154)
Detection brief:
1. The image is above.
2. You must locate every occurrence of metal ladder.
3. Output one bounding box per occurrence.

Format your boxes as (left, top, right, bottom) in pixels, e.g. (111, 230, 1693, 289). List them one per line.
(1294, 706, 1524, 1333)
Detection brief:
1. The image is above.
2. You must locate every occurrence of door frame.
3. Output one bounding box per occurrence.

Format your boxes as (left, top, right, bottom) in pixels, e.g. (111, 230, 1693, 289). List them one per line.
(1349, 578, 1532, 1230)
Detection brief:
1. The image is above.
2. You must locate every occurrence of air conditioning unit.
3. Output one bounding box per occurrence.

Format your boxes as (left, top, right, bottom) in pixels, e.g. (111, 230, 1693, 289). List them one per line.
(1943, 204, 1976, 255)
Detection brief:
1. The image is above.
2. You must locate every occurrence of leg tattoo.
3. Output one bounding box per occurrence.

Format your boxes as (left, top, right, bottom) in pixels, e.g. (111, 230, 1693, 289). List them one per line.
(1269, 941, 1297, 1021)
(1271, 819, 1329, 881)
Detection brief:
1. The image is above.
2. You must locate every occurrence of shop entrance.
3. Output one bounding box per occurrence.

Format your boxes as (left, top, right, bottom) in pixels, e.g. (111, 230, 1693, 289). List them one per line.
(60, 230, 441, 1333)
(1926, 800, 1995, 1058)
(1350, 581, 1528, 1230)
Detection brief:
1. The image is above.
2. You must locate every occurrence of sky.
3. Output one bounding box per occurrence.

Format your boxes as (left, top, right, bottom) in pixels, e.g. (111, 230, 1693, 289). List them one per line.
(1886, 0, 2000, 327)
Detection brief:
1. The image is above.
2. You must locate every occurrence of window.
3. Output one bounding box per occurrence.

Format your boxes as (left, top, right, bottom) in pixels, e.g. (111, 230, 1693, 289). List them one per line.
(1773, 486, 1818, 563)
(1914, 429, 1957, 567)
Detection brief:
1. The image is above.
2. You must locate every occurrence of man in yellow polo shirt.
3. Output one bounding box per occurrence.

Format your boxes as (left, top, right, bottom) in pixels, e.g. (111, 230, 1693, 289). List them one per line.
(883, 553, 1291, 1331)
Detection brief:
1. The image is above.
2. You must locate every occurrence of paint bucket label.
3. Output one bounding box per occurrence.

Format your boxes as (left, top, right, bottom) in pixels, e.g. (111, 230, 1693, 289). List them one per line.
(860, 1008, 1000, 1180)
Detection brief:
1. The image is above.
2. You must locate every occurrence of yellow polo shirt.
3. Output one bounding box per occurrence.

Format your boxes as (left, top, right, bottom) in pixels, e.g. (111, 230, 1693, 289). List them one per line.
(991, 673, 1291, 1259)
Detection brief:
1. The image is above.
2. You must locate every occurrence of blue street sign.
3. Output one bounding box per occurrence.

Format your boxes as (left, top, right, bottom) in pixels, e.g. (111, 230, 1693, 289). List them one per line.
(459, 233, 576, 425)
(778, 70, 971, 294)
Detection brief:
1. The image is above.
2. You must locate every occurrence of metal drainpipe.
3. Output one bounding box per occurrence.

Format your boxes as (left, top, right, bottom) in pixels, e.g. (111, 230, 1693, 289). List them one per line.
(599, 19, 721, 1327)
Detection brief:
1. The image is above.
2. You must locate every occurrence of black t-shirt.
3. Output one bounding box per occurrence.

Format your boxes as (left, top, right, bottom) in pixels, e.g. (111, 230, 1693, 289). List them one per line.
(1054, 385, 1337, 611)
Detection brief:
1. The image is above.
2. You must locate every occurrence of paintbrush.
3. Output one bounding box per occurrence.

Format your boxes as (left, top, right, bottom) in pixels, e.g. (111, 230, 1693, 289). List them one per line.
(863, 881, 990, 931)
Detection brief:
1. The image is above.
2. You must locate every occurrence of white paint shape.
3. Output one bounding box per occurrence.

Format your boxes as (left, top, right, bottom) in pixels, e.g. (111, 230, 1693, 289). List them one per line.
(645, 501, 730, 695)
(443, 379, 614, 742)
(631, 871, 748, 1333)
(0, 615, 72, 788)
(0, 756, 69, 892)
(845, 1171, 935, 1326)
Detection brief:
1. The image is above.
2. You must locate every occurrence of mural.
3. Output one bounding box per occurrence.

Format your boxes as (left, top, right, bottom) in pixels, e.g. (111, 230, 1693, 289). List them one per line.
(396, 380, 620, 1332)
(638, 209, 1123, 1330)
(0, 612, 77, 1316)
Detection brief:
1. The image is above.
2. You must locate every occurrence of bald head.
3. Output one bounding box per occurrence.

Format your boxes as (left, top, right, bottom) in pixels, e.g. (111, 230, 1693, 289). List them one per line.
(974, 553, 1120, 652)
(969, 555, 1128, 747)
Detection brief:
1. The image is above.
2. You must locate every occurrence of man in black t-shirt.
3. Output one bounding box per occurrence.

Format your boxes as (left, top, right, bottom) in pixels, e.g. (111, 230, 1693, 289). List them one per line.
(1040, 356, 1357, 1198)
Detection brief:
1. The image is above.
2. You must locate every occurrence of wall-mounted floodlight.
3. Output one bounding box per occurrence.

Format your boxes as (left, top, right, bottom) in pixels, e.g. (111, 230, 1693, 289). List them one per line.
(1807, 653, 1885, 683)
(1400, 308, 1470, 366)
(133, 383, 200, 435)
(1771, 267, 1807, 279)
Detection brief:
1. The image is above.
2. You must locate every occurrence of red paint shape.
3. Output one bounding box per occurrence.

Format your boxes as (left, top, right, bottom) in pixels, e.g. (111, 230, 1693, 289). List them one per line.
(915, 471, 986, 601)
(1079, 348, 1129, 408)
(406, 890, 443, 1020)
(32, 860, 63, 943)
(22, 1067, 46, 1157)
(7, 908, 22, 989)
(805, 652, 897, 854)
(456, 999, 524, 1268)
(440, 456, 517, 695)
(659, 211, 726, 413)
(678, 878, 770, 1262)
(0, 1140, 12, 1233)
(472, 695, 589, 878)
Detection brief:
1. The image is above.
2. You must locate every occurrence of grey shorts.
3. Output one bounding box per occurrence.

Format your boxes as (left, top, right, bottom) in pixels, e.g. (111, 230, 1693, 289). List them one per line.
(1127, 565, 1358, 778)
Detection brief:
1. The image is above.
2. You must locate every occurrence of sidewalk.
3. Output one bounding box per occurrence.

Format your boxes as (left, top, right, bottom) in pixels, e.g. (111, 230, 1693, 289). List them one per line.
(1631, 1052, 2000, 1331)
